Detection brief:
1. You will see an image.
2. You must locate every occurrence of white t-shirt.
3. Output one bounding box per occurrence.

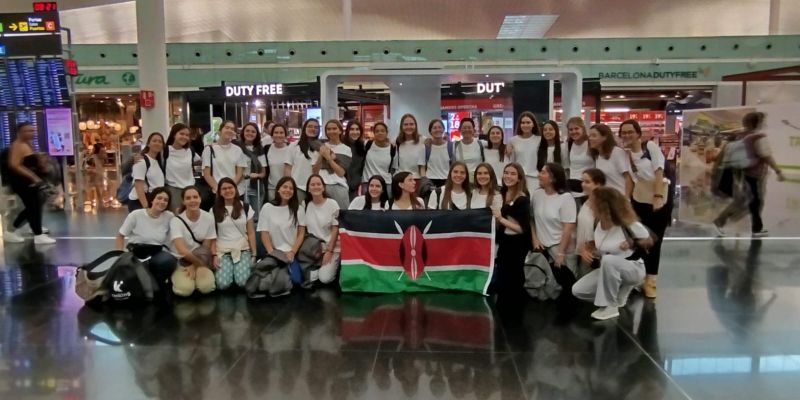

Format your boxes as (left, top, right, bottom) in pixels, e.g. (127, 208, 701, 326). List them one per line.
(508, 135, 542, 177)
(362, 142, 394, 183)
(169, 210, 217, 257)
(303, 199, 340, 245)
(566, 140, 594, 181)
(630, 141, 665, 182)
(165, 146, 200, 189)
(575, 202, 595, 251)
(287, 144, 319, 192)
(202, 143, 248, 186)
(593, 221, 650, 259)
(425, 143, 452, 180)
(427, 189, 469, 210)
(454, 140, 484, 176)
(118, 209, 174, 246)
(257, 203, 306, 252)
(129, 155, 165, 201)
(240, 145, 267, 194)
(532, 189, 577, 248)
(320, 142, 352, 188)
(483, 147, 511, 185)
(470, 190, 503, 210)
(348, 196, 386, 210)
(389, 198, 425, 210)
(396, 141, 425, 176)
(595, 147, 633, 196)
(266, 144, 291, 190)
(262, 134, 274, 146)
(216, 204, 256, 248)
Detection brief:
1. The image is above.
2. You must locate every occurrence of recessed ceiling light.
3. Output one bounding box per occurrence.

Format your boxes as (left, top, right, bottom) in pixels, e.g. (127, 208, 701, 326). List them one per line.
(604, 95, 612, 99)
(618, 95, 626, 99)
(659, 94, 667, 98)
(496, 15, 559, 39)
(485, 74, 490, 78)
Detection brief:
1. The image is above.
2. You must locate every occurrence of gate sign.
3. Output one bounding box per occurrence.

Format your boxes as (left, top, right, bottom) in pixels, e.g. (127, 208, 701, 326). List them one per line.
(476, 82, 505, 94)
(0, 12, 61, 56)
(224, 82, 284, 97)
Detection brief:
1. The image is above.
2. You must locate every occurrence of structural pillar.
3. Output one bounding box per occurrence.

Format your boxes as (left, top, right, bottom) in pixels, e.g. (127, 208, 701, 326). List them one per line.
(769, 0, 781, 34)
(136, 0, 170, 139)
(388, 76, 440, 140)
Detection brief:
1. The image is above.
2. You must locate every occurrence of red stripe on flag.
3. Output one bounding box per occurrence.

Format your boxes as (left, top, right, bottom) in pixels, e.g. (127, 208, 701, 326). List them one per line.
(340, 233, 492, 268)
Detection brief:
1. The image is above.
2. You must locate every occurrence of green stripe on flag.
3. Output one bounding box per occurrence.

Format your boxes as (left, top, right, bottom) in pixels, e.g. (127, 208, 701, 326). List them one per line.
(340, 263, 491, 295)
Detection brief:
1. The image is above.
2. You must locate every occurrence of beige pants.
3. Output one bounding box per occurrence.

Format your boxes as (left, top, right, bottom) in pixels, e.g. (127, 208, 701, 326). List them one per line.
(172, 265, 216, 297)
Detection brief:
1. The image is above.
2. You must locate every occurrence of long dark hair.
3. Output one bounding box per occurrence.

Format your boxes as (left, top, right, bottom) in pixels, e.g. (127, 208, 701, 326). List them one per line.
(236, 122, 264, 174)
(166, 123, 190, 149)
(304, 174, 328, 210)
(589, 124, 617, 160)
(474, 162, 499, 208)
(582, 167, 607, 186)
(441, 161, 472, 210)
(177, 186, 201, 214)
(486, 125, 506, 162)
(362, 175, 389, 210)
(514, 111, 540, 137)
(343, 120, 364, 147)
(391, 171, 422, 209)
(143, 132, 165, 156)
(298, 118, 320, 160)
(542, 162, 568, 194)
(500, 162, 530, 200)
(213, 177, 243, 224)
(537, 120, 562, 170)
(271, 176, 300, 224)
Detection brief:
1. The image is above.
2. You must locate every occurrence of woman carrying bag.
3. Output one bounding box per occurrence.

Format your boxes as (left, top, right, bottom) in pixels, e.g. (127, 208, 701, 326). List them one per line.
(211, 178, 256, 290)
(169, 186, 217, 297)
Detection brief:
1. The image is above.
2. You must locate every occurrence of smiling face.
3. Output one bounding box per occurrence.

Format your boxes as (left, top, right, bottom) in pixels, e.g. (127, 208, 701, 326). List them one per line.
(243, 124, 258, 144)
(147, 134, 164, 154)
(519, 116, 534, 135)
(182, 188, 202, 211)
(460, 120, 475, 141)
(588, 128, 604, 149)
(503, 165, 520, 188)
(220, 181, 237, 201)
(450, 164, 467, 186)
(538, 166, 553, 188)
(325, 122, 342, 143)
(368, 178, 384, 200)
(272, 126, 287, 145)
(305, 120, 319, 138)
(542, 123, 557, 141)
(175, 128, 190, 147)
(150, 192, 169, 212)
(348, 124, 362, 141)
(430, 121, 445, 139)
(401, 116, 417, 138)
(373, 124, 388, 142)
(220, 122, 236, 142)
(488, 127, 503, 145)
(278, 180, 295, 204)
(475, 165, 491, 188)
(308, 176, 325, 197)
(582, 172, 601, 194)
(619, 123, 639, 147)
(400, 175, 416, 194)
(568, 122, 585, 142)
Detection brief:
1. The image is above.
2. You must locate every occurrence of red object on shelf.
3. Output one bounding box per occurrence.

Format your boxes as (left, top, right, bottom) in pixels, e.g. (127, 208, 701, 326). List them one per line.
(64, 59, 78, 76)
(140, 90, 155, 108)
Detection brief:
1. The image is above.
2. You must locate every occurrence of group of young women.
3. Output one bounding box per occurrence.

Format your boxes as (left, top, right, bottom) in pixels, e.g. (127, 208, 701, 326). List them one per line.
(114, 112, 672, 320)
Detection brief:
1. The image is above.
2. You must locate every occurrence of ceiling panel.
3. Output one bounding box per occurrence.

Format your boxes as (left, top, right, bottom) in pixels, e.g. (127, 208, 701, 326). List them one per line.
(2, 0, 798, 43)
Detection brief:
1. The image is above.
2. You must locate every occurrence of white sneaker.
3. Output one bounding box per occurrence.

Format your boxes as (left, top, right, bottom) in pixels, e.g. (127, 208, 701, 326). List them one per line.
(713, 223, 726, 237)
(618, 285, 635, 307)
(3, 230, 25, 243)
(591, 306, 620, 320)
(18, 225, 50, 235)
(33, 234, 56, 245)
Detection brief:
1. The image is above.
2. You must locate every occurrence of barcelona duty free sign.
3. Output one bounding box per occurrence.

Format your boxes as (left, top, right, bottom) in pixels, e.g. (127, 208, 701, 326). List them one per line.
(224, 83, 284, 97)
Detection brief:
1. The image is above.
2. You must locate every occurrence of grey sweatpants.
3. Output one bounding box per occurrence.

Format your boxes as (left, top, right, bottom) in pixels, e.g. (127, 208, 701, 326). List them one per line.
(572, 254, 645, 307)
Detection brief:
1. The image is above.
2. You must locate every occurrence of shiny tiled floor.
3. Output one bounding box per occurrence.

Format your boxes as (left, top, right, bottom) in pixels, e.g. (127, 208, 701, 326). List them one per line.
(1, 212, 799, 399)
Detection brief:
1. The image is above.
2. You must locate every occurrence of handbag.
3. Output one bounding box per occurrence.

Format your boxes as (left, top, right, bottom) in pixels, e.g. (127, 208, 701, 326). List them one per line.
(632, 177, 670, 204)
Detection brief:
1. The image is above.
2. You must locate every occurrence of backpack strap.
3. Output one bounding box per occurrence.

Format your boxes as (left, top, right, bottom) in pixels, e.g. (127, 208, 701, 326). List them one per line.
(177, 216, 203, 245)
(447, 141, 455, 162)
(478, 140, 485, 161)
(205, 145, 216, 176)
(143, 156, 152, 189)
(434, 187, 442, 210)
(640, 140, 652, 160)
(389, 145, 397, 173)
(81, 250, 126, 280)
(425, 143, 432, 167)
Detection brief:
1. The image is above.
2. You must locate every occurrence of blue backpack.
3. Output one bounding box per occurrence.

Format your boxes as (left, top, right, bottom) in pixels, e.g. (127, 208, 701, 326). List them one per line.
(116, 156, 158, 201)
(424, 141, 455, 167)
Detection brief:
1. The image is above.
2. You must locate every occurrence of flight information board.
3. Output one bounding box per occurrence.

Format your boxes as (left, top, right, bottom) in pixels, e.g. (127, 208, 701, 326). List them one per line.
(0, 11, 62, 57)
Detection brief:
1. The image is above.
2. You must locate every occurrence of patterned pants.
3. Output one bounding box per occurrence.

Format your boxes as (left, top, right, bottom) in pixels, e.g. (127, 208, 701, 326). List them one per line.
(215, 250, 252, 290)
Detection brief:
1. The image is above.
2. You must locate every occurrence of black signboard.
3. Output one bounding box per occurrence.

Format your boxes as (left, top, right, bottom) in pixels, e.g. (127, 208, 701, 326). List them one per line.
(0, 11, 62, 57)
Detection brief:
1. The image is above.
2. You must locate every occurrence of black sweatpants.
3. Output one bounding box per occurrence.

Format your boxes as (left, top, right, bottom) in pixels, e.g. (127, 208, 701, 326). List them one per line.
(632, 199, 672, 275)
(12, 184, 43, 235)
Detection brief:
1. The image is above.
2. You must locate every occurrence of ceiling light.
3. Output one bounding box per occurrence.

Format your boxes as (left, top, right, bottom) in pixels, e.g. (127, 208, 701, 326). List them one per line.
(604, 95, 612, 99)
(603, 107, 631, 112)
(659, 94, 667, 98)
(485, 74, 490, 78)
(618, 95, 626, 99)
(496, 15, 559, 39)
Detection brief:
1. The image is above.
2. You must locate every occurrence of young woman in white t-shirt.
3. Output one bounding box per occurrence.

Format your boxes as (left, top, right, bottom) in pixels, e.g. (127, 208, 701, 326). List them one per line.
(531, 163, 577, 273)
(572, 187, 653, 320)
(315, 120, 352, 210)
(484, 125, 511, 185)
(129, 132, 166, 212)
(565, 117, 595, 206)
(589, 123, 633, 197)
(349, 175, 389, 210)
(115, 187, 177, 284)
(389, 171, 425, 210)
(164, 123, 201, 211)
(237, 122, 267, 213)
(574, 168, 606, 277)
(361, 122, 395, 195)
(428, 161, 471, 210)
(537, 120, 566, 170)
(303, 174, 341, 284)
(202, 120, 247, 206)
(471, 163, 503, 210)
(210, 177, 256, 290)
(169, 186, 217, 297)
(266, 124, 291, 203)
(507, 111, 543, 190)
(258, 176, 306, 262)
(453, 118, 484, 177)
(425, 119, 453, 187)
(619, 119, 671, 299)
(395, 114, 425, 177)
(284, 118, 320, 202)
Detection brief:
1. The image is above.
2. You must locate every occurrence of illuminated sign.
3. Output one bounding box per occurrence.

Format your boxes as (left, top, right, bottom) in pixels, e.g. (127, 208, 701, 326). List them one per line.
(224, 83, 284, 97)
(0, 12, 61, 56)
(476, 82, 505, 94)
(33, 2, 58, 12)
(0, 45, 5, 56)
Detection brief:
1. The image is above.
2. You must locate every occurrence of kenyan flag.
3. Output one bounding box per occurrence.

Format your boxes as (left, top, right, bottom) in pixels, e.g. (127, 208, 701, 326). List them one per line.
(338, 209, 496, 295)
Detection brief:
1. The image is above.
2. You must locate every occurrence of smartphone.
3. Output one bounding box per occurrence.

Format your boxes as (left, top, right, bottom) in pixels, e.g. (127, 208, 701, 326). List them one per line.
(132, 144, 142, 153)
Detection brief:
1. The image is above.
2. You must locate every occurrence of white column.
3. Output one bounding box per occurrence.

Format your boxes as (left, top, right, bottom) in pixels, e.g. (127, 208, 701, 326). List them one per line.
(388, 76, 440, 140)
(136, 0, 170, 139)
(560, 72, 583, 122)
(769, 0, 781, 34)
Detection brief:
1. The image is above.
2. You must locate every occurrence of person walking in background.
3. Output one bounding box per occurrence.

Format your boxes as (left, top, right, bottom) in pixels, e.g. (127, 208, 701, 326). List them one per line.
(714, 112, 785, 237)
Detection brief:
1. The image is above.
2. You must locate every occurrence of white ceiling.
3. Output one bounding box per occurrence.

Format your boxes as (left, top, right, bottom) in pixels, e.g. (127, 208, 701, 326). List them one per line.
(3, 0, 799, 43)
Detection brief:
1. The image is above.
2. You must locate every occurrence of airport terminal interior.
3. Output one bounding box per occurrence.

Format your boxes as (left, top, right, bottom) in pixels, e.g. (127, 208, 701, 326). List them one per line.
(1, 1, 800, 399)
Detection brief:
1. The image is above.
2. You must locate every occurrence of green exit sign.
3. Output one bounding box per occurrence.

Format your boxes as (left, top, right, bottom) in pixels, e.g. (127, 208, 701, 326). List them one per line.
(0, 22, 4, 32)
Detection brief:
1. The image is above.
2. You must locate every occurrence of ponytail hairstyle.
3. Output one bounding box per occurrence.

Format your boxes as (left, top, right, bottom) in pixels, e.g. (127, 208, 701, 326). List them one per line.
(391, 171, 422, 209)
(212, 177, 244, 224)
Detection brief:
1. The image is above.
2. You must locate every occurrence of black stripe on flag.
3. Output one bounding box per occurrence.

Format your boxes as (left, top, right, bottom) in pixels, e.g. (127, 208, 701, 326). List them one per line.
(339, 209, 494, 235)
